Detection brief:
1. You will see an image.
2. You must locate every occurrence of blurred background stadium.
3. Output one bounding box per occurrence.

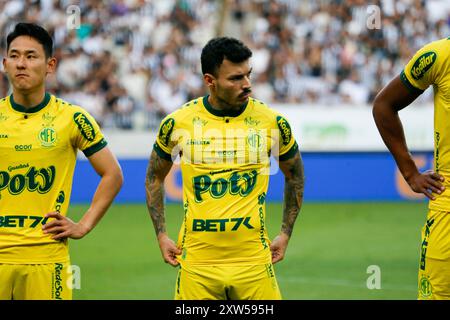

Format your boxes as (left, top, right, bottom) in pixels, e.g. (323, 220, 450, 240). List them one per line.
(1, 0, 450, 299)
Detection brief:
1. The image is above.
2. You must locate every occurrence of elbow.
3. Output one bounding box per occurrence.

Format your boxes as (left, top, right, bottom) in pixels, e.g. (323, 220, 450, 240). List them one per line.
(113, 165, 124, 191)
(117, 168, 124, 190)
(372, 92, 383, 118)
(372, 93, 389, 124)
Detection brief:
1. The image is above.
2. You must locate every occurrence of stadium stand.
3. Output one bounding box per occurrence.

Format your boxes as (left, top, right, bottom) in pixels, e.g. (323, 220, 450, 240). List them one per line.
(1, 0, 449, 129)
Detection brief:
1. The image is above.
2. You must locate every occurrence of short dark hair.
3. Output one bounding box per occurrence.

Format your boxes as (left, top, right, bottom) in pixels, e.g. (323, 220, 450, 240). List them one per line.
(201, 37, 252, 76)
(6, 23, 53, 58)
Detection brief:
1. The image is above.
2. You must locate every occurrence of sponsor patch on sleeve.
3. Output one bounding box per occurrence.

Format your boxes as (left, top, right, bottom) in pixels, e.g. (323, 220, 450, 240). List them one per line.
(276, 116, 292, 146)
(73, 112, 96, 141)
(158, 118, 175, 147)
(410, 51, 437, 80)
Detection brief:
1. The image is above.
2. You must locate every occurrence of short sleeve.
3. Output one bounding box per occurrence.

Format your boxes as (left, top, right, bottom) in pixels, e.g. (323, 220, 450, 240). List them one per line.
(274, 114, 298, 161)
(400, 42, 439, 94)
(153, 115, 177, 162)
(72, 110, 107, 157)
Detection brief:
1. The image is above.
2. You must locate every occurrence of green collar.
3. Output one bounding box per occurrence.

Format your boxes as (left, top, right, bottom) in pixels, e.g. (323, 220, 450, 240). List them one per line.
(10, 92, 51, 113)
(203, 95, 248, 117)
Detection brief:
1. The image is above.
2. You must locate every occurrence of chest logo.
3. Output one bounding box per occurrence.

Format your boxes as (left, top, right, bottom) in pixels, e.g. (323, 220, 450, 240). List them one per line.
(42, 112, 56, 124)
(247, 132, 265, 152)
(0, 113, 9, 122)
(244, 117, 260, 127)
(38, 127, 57, 147)
(192, 116, 207, 127)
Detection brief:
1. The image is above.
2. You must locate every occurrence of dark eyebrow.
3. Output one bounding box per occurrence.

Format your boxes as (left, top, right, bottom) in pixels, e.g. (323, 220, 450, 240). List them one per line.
(228, 67, 253, 79)
(9, 49, 39, 55)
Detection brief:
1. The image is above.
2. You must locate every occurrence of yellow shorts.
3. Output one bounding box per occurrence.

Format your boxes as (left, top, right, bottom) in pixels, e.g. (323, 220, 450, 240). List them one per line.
(0, 262, 72, 300)
(174, 263, 282, 300)
(418, 209, 450, 300)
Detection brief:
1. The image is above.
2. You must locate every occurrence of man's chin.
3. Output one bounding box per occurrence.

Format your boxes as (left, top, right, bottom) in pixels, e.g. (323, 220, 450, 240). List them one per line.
(12, 82, 33, 91)
(237, 96, 249, 105)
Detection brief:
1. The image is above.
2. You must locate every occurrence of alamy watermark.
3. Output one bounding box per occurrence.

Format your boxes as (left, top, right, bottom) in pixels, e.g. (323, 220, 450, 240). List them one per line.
(66, 5, 81, 30)
(366, 265, 381, 289)
(366, 5, 382, 30)
(67, 264, 81, 290)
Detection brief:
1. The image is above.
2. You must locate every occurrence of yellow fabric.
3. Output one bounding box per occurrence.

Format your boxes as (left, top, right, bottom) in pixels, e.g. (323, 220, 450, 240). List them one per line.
(155, 96, 298, 266)
(0, 262, 73, 300)
(175, 263, 282, 300)
(401, 38, 450, 211)
(0, 94, 106, 263)
(418, 209, 450, 300)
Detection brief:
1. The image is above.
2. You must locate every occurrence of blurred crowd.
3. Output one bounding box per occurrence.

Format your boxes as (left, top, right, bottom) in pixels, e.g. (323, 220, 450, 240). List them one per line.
(1, 0, 449, 129)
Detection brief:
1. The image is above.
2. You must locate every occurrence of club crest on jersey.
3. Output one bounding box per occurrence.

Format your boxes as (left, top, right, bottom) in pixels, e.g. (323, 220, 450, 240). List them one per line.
(419, 275, 432, 298)
(277, 116, 292, 145)
(247, 131, 265, 152)
(38, 127, 57, 147)
(158, 118, 175, 147)
(74, 112, 95, 141)
(411, 51, 436, 80)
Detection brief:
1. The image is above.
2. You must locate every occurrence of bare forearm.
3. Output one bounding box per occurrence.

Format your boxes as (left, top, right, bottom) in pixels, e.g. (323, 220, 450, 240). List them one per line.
(80, 172, 123, 232)
(281, 152, 304, 238)
(372, 75, 422, 181)
(373, 102, 419, 181)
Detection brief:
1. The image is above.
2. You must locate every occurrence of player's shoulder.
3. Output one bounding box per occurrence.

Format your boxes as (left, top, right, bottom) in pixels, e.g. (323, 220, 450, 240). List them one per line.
(249, 97, 287, 123)
(412, 38, 450, 67)
(249, 97, 273, 116)
(50, 95, 81, 113)
(50, 96, 102, 137)
(420, 37, 450, 52)
(51, 95, 95, 118)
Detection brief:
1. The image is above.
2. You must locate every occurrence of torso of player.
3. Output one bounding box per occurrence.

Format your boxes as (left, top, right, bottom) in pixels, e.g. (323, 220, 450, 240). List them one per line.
(0, 93, 100, 263)
(432, 45, 450, 210)
(156, 97, 297, 265)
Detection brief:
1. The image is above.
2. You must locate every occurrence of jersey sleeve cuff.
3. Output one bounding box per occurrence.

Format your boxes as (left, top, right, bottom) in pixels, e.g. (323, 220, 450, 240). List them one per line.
(279, 141, 299, 161)
(400, 70, 425, 95)
(153, 142, 173, 162)
(83, 138, 108, 157)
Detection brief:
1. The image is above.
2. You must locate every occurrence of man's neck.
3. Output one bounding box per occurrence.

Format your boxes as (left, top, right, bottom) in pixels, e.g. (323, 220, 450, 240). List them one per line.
(208, 94, 241, 112)
(12, 88, 46, 109)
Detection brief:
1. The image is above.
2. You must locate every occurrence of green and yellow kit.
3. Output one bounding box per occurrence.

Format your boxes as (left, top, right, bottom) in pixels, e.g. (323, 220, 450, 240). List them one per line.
(401, 37, 450, 299)
(0, 93, 107, 265)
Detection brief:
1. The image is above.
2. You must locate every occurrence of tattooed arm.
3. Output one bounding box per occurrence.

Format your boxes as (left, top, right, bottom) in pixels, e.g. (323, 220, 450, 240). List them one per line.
(270, 150, 305, 264)
(145, 149, 181, 266)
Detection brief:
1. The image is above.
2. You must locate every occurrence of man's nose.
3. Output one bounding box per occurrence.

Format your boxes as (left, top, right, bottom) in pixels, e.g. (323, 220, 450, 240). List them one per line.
(16, 56, 26, 68)
(242, 75, 251, 89)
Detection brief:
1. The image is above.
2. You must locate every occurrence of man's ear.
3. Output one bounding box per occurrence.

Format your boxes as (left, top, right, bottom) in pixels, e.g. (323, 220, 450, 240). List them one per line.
(203, 73, 215, 89)
(2, 57, 7, 74)
(46, 57, 57, 75)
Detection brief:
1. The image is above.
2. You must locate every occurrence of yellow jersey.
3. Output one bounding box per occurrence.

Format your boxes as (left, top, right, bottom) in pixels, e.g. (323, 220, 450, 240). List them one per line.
(154, 96, 298, 265)
(0, 93, 107, 263)
(401, 37, 450, 210)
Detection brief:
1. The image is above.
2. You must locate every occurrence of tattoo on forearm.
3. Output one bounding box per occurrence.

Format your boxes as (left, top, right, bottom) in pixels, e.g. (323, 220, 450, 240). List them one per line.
(145, 150, 172, 236)
(282, 152, 304, 237)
